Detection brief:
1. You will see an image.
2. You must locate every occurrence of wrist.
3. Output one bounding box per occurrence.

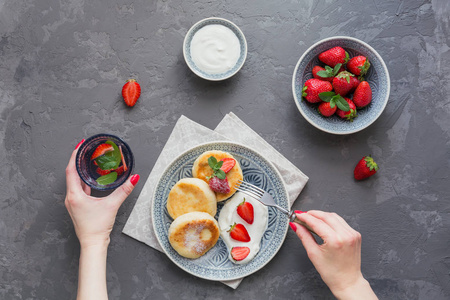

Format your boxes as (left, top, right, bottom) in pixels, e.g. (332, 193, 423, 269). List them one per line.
(332, 276, 377, 300)
(79, 236, 110, 251)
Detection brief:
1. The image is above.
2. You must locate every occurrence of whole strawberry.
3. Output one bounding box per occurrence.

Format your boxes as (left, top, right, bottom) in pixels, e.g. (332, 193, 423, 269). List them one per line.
(302, 79, 333, 103)
(332, 71, 355, 96)
(312, 63, 342, 82)
(209, 176, 230, 194)
(318, 46, 349, 67)
(337, 98, 357, 121)
(349, 76, 360, 92)
(347, 56, 370, 78)
(353, 81, 372, 108)
(354, 156, 379, 180)
(318, 101, 337, 117)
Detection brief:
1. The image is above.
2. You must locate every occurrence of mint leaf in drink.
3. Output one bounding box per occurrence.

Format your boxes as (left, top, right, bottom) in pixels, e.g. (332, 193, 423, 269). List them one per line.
(95, 140, 121, 170)
(96, 172, 118, 185)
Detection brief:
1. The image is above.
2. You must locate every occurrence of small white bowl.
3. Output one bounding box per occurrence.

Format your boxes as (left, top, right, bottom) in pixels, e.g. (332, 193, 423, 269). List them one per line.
(183, 17, 247, 81)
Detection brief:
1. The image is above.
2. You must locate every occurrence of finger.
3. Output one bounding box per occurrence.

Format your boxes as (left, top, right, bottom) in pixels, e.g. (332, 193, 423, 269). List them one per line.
(291, 222, 320, 256)
(307, 210, 350, 236)
(296, 212, 335, 241)
(65, 142, 85, 194)
(106, 174, 140, 206)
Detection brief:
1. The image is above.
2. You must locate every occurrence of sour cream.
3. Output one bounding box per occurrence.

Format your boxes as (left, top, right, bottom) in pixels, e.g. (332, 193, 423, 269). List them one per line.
(190, 24, 241, 74)
(218, 192, 268, 265)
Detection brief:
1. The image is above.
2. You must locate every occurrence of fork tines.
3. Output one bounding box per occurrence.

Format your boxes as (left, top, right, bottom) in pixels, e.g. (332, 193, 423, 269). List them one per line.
(235, 180, 264, 198)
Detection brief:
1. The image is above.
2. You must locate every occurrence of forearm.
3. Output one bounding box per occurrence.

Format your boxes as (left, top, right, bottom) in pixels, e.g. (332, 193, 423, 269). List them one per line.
(77, 241, 110, 300)
(332, 277, 378, 300)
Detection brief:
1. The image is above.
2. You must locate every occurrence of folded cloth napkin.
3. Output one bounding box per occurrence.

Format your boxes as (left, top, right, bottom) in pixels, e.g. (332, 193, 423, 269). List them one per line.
(122, 112, 309, 289)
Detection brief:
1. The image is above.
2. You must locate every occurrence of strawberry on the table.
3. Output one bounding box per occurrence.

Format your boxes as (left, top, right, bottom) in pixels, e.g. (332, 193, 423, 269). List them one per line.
(354, 156, 379, 180)
(122, 79, 141, 107)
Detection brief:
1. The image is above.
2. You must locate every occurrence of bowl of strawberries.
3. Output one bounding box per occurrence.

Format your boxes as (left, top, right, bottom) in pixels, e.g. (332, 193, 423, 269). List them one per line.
(292, 36, 390, 134)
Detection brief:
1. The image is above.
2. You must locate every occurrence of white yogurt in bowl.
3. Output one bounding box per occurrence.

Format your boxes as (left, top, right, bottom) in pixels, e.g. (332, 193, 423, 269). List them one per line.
(183, 17, 247, 81)
(190, 24, 241, 74)
(218, 192, 268, 265)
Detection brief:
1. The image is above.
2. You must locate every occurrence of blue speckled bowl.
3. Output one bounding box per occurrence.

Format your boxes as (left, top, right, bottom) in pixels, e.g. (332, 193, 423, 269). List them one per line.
(152, 141, 289, 281)
(183, 17, 247, 81)
(292, 36, 390, 135)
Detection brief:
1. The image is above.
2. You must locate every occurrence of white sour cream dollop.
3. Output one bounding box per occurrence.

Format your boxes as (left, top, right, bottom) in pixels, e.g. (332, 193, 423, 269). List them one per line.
(190, 24, 241, 74)
(218, 192, 268, 265)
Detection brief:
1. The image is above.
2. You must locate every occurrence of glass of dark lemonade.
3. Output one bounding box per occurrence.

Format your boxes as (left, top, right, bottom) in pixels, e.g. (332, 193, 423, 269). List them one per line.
(76, 134, 134, 190)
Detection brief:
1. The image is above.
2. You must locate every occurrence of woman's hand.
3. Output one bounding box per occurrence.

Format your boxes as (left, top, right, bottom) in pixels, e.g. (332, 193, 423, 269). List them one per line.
(66, 140, 140, 300)
(291, 210, 377, 300)
(65, 140, 140, 248)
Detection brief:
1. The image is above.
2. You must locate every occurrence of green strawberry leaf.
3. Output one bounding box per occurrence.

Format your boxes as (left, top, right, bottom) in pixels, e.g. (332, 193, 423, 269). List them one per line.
(333, 63, 342, 75)
(344, 51, 349, 63)
(319, 91, 335, 102)
(95, 140, 121, 170)
(216, 169, 226, 180)
(335, 96, 350, 111)
(316, 70, 332, 77)
(208, 156, 218, 169)
(302, 85, 308, 97)
(96, 172, 118, 185)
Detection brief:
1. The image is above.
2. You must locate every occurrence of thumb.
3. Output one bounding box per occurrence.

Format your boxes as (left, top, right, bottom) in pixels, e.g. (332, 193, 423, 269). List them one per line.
(107, 174, 140, 206)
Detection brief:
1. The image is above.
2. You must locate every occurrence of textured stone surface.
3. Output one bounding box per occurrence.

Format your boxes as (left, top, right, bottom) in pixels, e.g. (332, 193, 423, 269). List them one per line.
(1, 0, 449, 299)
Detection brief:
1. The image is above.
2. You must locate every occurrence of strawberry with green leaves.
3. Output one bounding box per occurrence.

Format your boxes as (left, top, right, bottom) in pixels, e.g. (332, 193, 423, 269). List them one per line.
(332, 71, 355, 96)
(337, 98, 357, 121)
(228, 223, 251, 242)
(319, 91, 350, 113)
(302, 79, 333, 103)
(318, 46, 349, 67)
(312, 63, 342, 82)
(237, 198, 254, 224)
(354, 156, 379, 180)
(207, 156, 230, 194)
(347, 56, 370, 79)
(318, 102, 337, 117)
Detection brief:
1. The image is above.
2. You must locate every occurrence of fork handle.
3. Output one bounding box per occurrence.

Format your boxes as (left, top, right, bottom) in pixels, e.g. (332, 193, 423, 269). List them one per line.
(289, 212, 317, 236)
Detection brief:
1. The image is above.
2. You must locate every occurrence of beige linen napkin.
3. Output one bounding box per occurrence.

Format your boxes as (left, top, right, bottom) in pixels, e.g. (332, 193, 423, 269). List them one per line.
(123, 112, 309, 289)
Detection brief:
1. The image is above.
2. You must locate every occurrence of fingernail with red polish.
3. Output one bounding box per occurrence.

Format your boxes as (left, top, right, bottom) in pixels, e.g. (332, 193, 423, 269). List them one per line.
(289, 222, 297, 231)
(75, 139, 85, 150)
(130, 174, 140, 186)
(295, 210, 306, 214)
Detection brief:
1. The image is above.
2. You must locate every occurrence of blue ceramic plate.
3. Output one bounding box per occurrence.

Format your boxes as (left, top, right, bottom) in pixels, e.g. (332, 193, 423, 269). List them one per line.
(152, 141, 289, 281)
(183, 17, 247, 81)
(292, 36, 390, 135)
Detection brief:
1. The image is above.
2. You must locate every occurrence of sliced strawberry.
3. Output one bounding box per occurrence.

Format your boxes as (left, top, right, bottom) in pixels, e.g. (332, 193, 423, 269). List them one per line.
(209, 176, 230, 194)
(119, 145, 128, 172)
(96, 167, 111, 176)
(122, 79, 141, 107)
(237, 198, 254, 224)
(114, 165, 124, 176)
(220, 158, 236, 173)
(228, 223, 251, 242)
(231, 246, 250, 261)
(91, 143, 114, 160)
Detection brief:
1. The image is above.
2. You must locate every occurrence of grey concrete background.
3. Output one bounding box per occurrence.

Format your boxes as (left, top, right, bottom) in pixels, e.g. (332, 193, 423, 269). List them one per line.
(1, 0, 449, 299)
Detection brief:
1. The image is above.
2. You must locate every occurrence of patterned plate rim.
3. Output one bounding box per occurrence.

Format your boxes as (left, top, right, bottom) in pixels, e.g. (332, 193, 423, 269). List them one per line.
(151, 141, 289, 281)
(291, 36, 391, 135)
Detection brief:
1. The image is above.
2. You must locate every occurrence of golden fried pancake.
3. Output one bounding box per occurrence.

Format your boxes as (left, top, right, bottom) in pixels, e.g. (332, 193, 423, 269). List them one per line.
(168, 212, 220, 259)
(166, 178, 217, 219)
(192, 150, 243, 202)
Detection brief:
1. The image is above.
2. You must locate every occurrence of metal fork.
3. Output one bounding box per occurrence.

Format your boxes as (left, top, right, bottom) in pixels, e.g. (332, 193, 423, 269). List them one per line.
(235, 180, 315, 234)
